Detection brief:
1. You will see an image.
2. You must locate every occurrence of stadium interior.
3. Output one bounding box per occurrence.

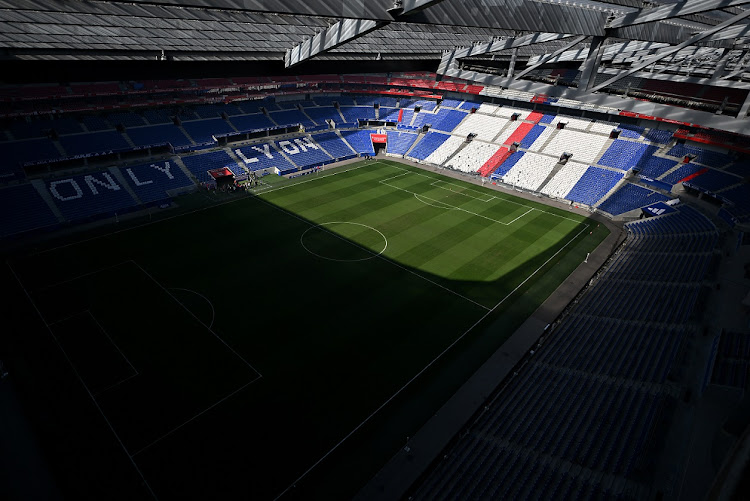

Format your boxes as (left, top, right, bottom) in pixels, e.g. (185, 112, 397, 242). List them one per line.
(2, 0, 750, 500)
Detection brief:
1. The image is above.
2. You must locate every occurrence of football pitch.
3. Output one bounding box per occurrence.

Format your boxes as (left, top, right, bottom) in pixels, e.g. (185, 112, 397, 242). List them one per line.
(7, 159, 609, 500)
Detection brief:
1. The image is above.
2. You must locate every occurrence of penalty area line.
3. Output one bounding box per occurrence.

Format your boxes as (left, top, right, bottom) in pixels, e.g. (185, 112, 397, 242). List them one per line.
(272, 223, 591, 500)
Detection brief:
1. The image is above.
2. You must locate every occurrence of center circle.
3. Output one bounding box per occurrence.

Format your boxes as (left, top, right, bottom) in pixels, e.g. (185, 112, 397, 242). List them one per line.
(300, 222, 388, 262)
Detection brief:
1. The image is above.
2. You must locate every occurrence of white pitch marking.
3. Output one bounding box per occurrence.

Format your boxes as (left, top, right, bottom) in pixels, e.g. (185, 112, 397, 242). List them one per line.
(169, 287, 216, 329)
(300, 221, 388, 262)
(387, 165, 582, 224)
(5, 260, 159, 500)
(272, 223, 591, 500)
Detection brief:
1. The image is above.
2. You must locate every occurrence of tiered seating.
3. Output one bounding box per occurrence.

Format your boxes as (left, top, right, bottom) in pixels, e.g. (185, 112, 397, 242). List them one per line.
(685, 169, 742, 192)
(385, 131, 419, 156)
(458, 100, 480, 111)
(45, 171, 137, 221)
(229, 113, 275, 131)
(379, 107, 401, 121)
(666, 144, 733, 167)
(193, 104, 229, 119)
(565, 166, 623, 206)
(340, 130, 376, 155)
(540, 162, 589, 199)
(440, 98, 463, 109)
(711, 332, 750, 389)
(0, 184, 59, 238)
(597, 140, 659, 171)
(636, 156, 679, 179)
(60, 131, 130, 156)
(420, 109, 467, 132)
(269, 109, 315, 128)
(107, 112, 147, 127)
(181, 150, 238, 182)
(660, 162, 705, 185)
(589, 121, 618, 135)
(143, 108, 173, 125)
(303, 107, 342, 125)
(502, 152, 558, 190)
(276, 137, 331, 169)
(424, 135, 464, 165)
(275, 100, 307, 110)
(493, 151, 525, 177)
(81, 115, 112, 131)
(406, 132, 451, 161)
(444, 141, 502, 173)
(181, 118, 234, 144)
(234, 142, 296, 173)
(724, 161, 750, 177)
(518, 125, 546, 149)
(717, 184, 750, 222)
(618, 124, 645, 139)
(525, 125, 556, 151)
(479, 147, 511, 177)
(9, 119, 53, 139)
(119, 160, 194, 203)
(412, 203, 716, 501)
(643, 128, 673, 144)
(538, 114, 556, 124)
(313, 132, 356, 159)
(126, 124, 193, 148)
(542, 129, 609, 164)
(0, 139, 61, 176)
(339, 106, 376, 122)
(598, 183, 669, 215)
(453, 113, 509, 142)
(48, 118, 84, 135)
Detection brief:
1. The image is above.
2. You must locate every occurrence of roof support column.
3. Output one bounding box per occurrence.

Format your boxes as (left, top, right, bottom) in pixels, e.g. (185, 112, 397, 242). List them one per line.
(511, 35, 587, 81)
(507, 47, 519, 78)
(738, 91, 750, 118)
(578, 36, 606, 91)
(590, 7, 750, 93)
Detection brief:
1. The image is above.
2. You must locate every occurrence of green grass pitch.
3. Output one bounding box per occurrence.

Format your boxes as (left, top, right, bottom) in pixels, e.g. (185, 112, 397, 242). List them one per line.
(8, 159, 609, 499)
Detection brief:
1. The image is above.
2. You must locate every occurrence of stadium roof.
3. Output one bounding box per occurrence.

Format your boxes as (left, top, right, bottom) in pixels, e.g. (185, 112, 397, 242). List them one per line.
(2, 0, 750, 131)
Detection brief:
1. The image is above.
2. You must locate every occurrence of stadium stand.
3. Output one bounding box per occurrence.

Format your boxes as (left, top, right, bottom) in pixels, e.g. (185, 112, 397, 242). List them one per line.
(565, 166, 623, 206)
(107, 112, 147, 128)
(269, 109, 315, 128)
(425, 135, 465, 166)
(598, 183, 669, 215)
(181, 150, 238, 182)
(493, 151, 525, 177)
(711, 332, 750, 390)
(542, 129, 609, 164)
(685, 169, 742, 192)
(45, 171, 137, 221)
(181, 118, 235, 144)
(413, 205, 717, 500)
(0, 139, 61, 177)
(0, 184, 59, 237)
(660, 162, 706, 185)
(597, 140, 659, 171)
(119, 160, 194, 203)
(303, 106, 343, 125)
(126, 124, 193, 148)
(445, 141, 502, 173)
(540, 161, 589, 199)
(406, 131, 451, 161)
(339, 106, 377, 122)
(276, 137, 331, 168)
(229, 113, 276, 131)
(666, 144, 734, 167)
(234, 142, 297, 173)
(340, 130, 376, 155)
(60, 131, 130, 156)
(385, 131, 418, 156)
(313, 132, 357, 159)
(503, 152, 559, 190)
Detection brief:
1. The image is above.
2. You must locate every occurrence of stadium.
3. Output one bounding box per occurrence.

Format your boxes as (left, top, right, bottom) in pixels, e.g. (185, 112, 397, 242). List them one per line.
(1, 0, 750, 500)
